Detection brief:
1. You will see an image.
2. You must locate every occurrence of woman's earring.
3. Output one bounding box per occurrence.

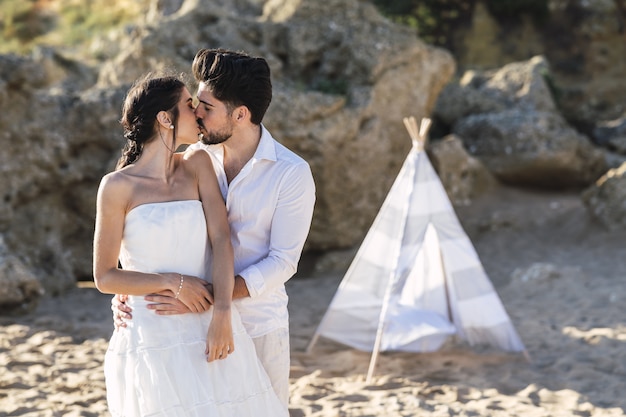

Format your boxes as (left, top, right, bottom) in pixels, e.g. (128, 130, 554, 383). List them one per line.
(169, 125, 174, 129)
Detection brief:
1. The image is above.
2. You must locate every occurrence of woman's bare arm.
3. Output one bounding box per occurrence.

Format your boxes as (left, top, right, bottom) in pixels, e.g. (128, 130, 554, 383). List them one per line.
(188, 149, 235, 361)
(93, 172, 212, 313)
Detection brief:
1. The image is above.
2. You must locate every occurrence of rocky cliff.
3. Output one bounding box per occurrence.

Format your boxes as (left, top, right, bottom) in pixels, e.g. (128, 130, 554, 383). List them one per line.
(452, 0, 626, 128)
(0, 0, 455, 311)
(2, 0, 621, 314)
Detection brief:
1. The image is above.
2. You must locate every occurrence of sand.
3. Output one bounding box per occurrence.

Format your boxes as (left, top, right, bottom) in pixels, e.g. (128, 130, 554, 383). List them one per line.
(1, 185, 625, 417)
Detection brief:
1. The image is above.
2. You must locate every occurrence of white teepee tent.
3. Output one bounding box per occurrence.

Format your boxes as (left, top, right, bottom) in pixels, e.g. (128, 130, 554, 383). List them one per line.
(307, 117, 527, 382)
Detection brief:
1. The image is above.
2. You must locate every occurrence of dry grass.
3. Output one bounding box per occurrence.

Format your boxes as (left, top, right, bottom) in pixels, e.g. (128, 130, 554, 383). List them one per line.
(0, 0, 150, 54)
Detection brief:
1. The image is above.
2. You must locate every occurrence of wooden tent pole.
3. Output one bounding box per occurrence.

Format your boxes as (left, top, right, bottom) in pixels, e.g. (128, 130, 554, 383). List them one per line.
(366, 116, 431, 383)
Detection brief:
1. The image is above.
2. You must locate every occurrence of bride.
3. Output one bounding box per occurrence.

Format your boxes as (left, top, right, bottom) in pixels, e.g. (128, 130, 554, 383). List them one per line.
(93, 73, 285, 416)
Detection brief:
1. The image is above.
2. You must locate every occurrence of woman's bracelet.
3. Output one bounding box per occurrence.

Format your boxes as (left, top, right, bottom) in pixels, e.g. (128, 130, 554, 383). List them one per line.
(174, 274, 184, 299)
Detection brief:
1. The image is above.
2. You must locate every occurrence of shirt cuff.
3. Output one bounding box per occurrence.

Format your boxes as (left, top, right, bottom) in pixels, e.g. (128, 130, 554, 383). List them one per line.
(240, 265, 265, 298)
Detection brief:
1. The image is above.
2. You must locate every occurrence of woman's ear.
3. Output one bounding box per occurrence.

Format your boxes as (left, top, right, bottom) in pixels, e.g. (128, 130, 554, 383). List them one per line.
(156, 111, 173, 129)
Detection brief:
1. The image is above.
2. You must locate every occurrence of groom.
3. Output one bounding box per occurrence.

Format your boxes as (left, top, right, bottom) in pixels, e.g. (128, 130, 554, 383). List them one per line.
(113, 48, 316, 409)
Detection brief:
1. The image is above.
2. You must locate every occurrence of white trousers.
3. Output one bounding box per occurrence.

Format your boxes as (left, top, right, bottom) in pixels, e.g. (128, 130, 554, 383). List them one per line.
(251, 327, 290, 409)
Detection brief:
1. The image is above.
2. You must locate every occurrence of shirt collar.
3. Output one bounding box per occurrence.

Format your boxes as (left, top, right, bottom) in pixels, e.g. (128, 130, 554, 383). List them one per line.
(253, 124, 277, 162)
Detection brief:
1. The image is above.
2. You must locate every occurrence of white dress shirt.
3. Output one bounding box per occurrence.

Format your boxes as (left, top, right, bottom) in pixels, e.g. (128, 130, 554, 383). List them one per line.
(190, 125, 316, 338)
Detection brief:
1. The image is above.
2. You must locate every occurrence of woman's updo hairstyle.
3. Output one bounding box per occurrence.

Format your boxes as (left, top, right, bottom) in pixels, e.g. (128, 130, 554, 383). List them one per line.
(116, 73, 186, 169)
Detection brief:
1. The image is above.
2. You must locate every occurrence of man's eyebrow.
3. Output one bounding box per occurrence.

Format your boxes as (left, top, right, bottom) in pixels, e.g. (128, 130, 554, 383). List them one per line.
(196, 97, 213, 107)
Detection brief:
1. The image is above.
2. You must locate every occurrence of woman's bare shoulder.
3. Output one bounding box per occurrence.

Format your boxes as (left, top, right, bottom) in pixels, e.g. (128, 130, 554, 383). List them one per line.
(101, 167, 135, 188)
(183, 147, 212, 161)
(181, 148, 215, 173)
(97, 169, 135, 203)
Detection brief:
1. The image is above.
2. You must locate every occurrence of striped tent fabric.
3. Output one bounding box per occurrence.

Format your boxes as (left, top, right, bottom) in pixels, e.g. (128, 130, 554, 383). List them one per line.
(307, 118, 525, 378)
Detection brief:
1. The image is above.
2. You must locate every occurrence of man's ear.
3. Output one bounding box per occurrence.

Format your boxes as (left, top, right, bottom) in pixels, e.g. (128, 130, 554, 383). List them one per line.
(233, 106, 249, 122)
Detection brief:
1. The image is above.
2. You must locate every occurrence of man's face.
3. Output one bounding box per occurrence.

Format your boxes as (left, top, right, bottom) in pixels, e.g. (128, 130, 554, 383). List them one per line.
(194, 82, 234, 145)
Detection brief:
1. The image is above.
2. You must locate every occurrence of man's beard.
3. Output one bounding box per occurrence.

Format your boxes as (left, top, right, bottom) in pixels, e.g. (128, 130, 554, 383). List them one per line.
(200, 130, 231, 145)
(197, 119, 232, 145)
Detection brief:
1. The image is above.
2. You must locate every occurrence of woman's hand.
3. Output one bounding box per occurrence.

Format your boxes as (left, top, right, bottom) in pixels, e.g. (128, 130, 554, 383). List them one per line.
(164, 273, 213, 313)
(205, 308, 234, 362)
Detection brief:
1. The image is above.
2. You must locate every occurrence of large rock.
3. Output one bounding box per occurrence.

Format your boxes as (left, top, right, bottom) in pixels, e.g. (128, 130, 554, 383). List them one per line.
(449, 0, 626, 125)
(95, 0, 456, 249)
(582, 162, 626, 230)
(428, 134, 498, 206)
(0, 0, 455, 301)
(435, 56, 607, 187)
(436, 56, 557, 126)
(262, 2, 456, 248)
(454, 110, 606, 187)
(0, 236, 43, 315)
(0, 53, 126, 295)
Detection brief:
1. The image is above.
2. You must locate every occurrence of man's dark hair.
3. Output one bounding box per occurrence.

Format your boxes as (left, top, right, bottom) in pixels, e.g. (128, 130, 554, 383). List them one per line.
(192, 48, 272, 125)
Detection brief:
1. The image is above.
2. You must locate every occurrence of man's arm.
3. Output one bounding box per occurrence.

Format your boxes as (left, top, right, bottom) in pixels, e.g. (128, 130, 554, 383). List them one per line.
(143, 285, 209, 315)
(237, 162, 316, 297)
(233, 275, 250, 299)
(144, 276, 245, 317)
(138, 162, 315, 313)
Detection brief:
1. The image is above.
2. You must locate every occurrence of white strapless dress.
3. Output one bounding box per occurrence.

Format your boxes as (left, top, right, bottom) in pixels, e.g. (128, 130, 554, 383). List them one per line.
(104, 200, 285, 417)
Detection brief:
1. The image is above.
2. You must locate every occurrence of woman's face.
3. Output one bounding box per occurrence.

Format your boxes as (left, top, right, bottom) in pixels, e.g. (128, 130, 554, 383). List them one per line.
(174, 87, 201, 146)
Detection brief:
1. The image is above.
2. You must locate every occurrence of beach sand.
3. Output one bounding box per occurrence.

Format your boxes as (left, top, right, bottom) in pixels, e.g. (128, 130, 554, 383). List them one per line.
(1, 185, 625, 416)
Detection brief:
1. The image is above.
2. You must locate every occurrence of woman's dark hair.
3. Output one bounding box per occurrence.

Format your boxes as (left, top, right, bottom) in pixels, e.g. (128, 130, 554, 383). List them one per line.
(116, 74, 186, 169)
(192, 48, 272, 125)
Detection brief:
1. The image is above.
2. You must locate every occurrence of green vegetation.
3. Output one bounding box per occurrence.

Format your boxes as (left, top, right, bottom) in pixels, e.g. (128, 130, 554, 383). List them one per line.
(371, 0, 550, 49)
(371, 0, 472, 49)
(485, 0, 549, 23)
(311, 78, 350, 96)
(0, 0, 150, 55)
(1, 0, 47, 52)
